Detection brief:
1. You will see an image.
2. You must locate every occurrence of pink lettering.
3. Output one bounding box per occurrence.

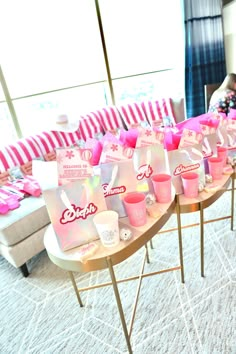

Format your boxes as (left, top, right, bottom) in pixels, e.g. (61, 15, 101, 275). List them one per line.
(174, 163, 200, 176)
(136, 164, 153, 180)
(102, 184, 126, 197)
(60, 203, 97, 224)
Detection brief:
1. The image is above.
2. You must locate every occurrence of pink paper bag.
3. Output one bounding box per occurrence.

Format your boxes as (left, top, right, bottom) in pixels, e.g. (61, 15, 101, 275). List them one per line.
(133, 144, 168, 195)
(43, 175, 107, 251)
(167, 143, 205, 194)
(98, 159, 138, 217)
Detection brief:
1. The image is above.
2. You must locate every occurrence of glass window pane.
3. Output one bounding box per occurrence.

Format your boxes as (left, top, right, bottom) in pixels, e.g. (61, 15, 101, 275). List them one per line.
(14, 84, 109, 137)
(0, 103, 18, 145)
(113, 70, 184, 104)
(0, 0, 107, 98)
(100, 0, 184, 78)
(0, 85, 5, 101)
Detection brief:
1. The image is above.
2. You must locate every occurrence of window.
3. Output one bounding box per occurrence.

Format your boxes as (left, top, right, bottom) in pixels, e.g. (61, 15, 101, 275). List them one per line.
(113, 70, 184, 104)
(99, 0, 185, 102)
(99, 0, 183, 77)
(13, 83, 109, 136)
(0, 103, 18, 145)
(0, 0, 184, 144)
(0, 84, 5, 101)
(0, 0, 107, 98)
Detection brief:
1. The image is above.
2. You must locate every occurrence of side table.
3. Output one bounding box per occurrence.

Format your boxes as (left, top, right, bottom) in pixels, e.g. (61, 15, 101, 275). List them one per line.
(175, 173, 233, 277)
(44, 197, 184, 354)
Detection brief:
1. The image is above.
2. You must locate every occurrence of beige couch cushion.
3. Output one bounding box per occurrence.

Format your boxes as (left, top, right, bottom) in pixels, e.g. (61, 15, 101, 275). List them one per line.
(0, 196, 50, 246)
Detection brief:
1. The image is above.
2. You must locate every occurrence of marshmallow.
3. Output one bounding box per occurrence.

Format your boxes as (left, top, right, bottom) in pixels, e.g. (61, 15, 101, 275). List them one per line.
(147, 204, 162, 218)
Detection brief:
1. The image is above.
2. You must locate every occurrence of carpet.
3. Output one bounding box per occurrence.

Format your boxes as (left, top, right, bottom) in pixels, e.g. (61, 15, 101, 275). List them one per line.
(0, 190, 236, 354)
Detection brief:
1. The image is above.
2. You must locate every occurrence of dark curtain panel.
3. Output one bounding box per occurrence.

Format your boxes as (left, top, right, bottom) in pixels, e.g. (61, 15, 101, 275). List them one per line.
(185, 0, 227, 118)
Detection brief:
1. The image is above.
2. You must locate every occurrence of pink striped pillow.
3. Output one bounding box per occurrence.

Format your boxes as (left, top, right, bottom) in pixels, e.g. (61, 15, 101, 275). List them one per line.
(6, 136, 44, 167)
(117, 102, 148, 129)
(141, 98, 176, 126)
(31, 131, 63, 156)
(56, 130, 82, 147)
(0, 147, 16, 172)
(17, 137, 42, 161)
(95, 106, 124, 131)
(79, 113, 104, 141)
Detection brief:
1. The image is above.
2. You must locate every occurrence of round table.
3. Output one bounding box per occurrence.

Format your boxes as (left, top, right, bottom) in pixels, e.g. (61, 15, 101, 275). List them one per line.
(175, 172, 233, 277)
(44, 197, 182, 354)
(44, 171, 234, 354)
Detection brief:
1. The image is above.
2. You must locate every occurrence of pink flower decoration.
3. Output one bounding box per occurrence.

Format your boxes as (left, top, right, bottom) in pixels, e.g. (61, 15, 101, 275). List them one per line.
(111, 144, 118, 152)
(145, 130, 152, 137)
(65, 150, 75, 159)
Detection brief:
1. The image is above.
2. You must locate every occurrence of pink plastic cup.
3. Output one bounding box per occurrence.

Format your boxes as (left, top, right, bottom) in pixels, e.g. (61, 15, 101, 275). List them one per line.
(151, 174, 172, 203)
(181, 172, 199, 198)
(123, 192, 147, 227)
(208, 157, 223, 180)
(217, 146, 228, 166)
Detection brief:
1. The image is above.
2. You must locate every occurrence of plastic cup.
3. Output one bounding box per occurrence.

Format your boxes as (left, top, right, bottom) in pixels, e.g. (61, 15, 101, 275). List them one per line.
(217, 146, 228, 166)
(181, 172, 199, 198)
(151, 174, 172, 203)
(123, 192, 147, 227)
(93, 210, 120, 248)
(208, 157, 223, 180)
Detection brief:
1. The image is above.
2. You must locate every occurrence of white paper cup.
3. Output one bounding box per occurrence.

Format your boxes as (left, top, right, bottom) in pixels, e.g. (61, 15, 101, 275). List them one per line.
(93, 210, 120, 247)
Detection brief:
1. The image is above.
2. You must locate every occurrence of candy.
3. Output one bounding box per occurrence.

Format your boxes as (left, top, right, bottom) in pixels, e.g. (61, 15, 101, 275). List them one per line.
(223, 166, 233, 175)
(77, 243, 98, 263)
(120, 228, 132, 241)
(227, 156, 233, 165)
(145, 193, 156, 206)
(146, 204, 162, 218)
(205, 174, 213, 183)
(228, 153, 236, 166)
(204, 185, 221, 193)
(198, 183, 204, 192)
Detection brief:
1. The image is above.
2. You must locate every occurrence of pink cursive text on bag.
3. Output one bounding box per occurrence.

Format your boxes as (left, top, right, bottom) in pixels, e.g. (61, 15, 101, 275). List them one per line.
(136, 164, 153, 180)
(174, 163, 200, 176)
(102, 184, 126, 197)
(60, 203, 97, 224)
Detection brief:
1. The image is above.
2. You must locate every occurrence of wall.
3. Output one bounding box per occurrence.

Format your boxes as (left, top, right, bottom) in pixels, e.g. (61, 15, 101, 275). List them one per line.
(223, 0, 236, 73)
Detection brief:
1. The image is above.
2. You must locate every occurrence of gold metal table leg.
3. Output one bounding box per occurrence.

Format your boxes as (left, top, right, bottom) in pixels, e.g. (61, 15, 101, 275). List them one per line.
(128, 249, 147, 338)
(231, 172, 235, 231)
(200, 202, 204, 277)
(107, 257, 133, 354)
(149, 239, 154, 249)
(145, 243, 150, 264)
(68, 271, 83, 307)
(175, 194, 185, 284)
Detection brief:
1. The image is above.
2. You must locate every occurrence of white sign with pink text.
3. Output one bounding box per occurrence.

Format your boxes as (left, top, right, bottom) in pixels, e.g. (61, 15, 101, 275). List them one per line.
(99, 142, 134, 164)
(56, 147, 93, 185)
(135, 127, 165, 147)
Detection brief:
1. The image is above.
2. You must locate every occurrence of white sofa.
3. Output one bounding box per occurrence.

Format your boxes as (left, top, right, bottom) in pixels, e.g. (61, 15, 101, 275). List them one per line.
(0, 196, 50, 276)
